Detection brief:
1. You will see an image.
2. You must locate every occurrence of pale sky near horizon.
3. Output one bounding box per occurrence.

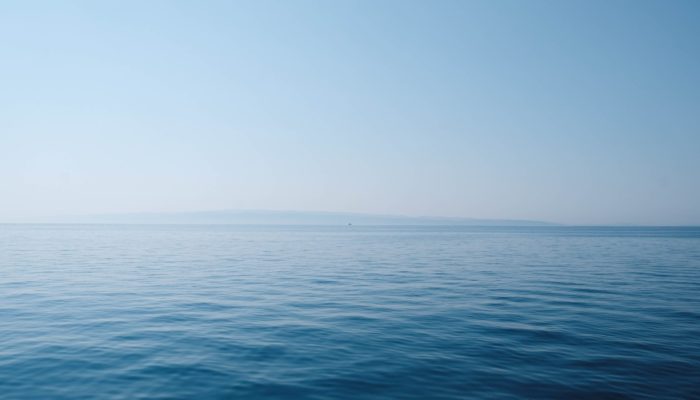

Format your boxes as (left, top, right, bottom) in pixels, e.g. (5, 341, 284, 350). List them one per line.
(1, 0, 699, 225)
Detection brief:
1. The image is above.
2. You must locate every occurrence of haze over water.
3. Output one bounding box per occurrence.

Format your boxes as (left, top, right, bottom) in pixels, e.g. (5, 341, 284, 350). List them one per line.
(2, 224, 699, 399)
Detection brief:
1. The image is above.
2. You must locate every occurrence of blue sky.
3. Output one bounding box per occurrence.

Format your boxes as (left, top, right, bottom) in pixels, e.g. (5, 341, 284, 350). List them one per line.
(1, 0, 699, 225)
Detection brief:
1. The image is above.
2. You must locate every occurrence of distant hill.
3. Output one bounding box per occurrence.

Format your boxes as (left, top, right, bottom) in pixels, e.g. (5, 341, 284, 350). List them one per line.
(36, 210, 556, 226)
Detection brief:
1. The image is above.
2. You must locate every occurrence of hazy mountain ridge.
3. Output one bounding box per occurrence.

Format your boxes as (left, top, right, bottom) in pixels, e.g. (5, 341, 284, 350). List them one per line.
(28, 210, 556, 226)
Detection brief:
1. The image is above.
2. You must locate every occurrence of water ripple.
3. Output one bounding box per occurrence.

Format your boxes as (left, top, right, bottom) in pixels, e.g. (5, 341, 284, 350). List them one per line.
(1, 225, 699, 399)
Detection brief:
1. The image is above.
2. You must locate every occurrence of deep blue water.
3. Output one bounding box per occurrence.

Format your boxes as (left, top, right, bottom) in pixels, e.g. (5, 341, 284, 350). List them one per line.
(1, 225, 699, 399)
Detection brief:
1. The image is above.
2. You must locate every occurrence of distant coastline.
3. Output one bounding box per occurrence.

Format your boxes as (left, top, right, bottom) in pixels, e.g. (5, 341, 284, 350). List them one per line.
(8, 210, 557, 226)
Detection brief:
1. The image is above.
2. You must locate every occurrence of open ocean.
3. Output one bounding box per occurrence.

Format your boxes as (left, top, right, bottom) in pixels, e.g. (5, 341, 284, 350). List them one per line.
(1, 224, 699, 399)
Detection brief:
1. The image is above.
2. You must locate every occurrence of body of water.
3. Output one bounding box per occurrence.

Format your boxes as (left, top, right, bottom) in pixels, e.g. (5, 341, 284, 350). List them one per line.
(1, 225, 699, 399)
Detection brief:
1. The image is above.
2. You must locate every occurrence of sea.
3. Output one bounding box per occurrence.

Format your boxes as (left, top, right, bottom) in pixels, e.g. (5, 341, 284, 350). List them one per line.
(1, 224, 699, 399)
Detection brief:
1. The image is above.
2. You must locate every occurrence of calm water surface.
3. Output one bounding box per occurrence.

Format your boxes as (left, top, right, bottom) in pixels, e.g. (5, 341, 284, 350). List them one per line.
(1, 225, 699, 399)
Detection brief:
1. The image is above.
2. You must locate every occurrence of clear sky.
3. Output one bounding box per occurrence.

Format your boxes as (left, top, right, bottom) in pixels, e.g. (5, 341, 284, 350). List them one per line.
(1, 0, 699, 225)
